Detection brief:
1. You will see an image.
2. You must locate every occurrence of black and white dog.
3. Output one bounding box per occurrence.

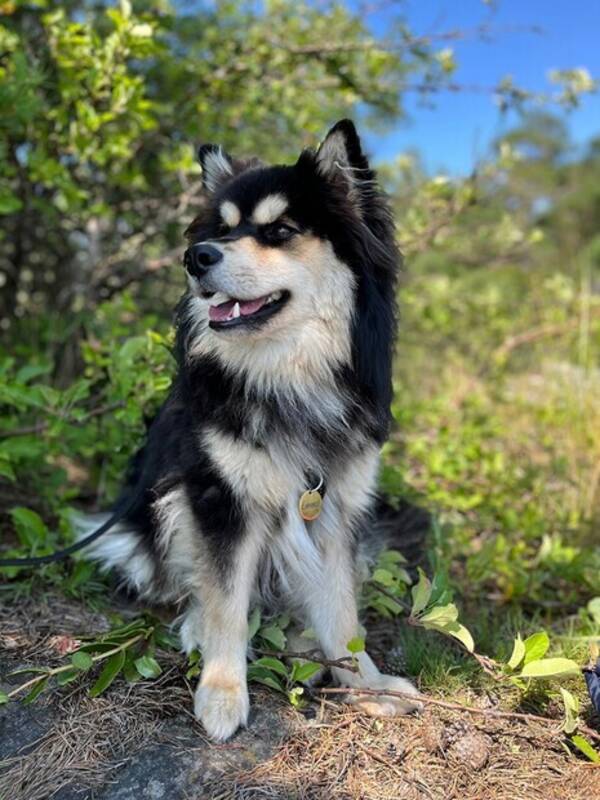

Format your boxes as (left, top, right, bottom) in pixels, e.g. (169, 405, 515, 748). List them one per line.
(82, 120, 421, 740)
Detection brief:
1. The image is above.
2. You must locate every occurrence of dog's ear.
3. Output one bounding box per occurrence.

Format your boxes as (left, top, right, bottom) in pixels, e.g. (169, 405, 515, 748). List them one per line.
(315, 119, 372, 212)
(198, 144, 234, 194)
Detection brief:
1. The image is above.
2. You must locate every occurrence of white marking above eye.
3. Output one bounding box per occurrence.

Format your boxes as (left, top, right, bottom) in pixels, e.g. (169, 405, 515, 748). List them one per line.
(220, 200, 241, 228)
(251, 194, 289, 226)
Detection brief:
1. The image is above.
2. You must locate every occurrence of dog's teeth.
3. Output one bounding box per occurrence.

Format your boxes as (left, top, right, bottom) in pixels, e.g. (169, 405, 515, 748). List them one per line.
(232, 302, 240, 319)
(271, 291, 282, 302)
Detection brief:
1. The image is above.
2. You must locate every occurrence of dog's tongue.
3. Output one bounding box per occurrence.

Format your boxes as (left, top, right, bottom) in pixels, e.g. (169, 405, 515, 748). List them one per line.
(208, 296, 268, 322)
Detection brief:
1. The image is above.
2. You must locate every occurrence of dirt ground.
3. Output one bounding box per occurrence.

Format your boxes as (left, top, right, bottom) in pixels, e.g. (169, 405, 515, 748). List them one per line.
(1, 594, 599, 800)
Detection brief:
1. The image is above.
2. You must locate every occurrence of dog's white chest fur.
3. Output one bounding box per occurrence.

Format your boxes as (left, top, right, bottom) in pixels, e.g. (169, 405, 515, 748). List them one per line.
(202, 424, 313, 512)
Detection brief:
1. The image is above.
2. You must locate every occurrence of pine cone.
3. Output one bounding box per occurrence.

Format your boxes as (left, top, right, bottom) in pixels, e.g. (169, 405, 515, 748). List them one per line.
(447, 731, 492, 771)
(421, 722, 449, 754)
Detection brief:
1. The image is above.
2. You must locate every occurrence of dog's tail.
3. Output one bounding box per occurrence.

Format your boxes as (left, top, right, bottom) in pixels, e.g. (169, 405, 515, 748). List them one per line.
(71, 510, 157, 596)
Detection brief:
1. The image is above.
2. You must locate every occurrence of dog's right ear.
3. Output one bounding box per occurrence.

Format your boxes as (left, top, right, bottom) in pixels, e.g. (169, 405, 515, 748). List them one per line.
(198, 144, 234, 194)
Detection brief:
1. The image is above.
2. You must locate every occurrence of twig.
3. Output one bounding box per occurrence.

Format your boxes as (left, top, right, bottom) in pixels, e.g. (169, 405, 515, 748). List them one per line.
(317, 686, 600, 743)
(256, 648, 358, 673)
(493, 311, 600, 361)
(6, 631, 150, 699)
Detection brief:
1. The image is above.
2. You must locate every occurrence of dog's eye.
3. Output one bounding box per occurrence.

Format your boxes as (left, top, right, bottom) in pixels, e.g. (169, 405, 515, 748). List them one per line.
(263, 222, 298, 244)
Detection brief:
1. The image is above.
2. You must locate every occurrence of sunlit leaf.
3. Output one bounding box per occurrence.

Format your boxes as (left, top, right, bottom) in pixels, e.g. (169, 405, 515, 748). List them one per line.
(522, 632, 550, 665)
(520, 658, 580, 678)
(411, 568, 432, 616)
(507, 635, 526, 670)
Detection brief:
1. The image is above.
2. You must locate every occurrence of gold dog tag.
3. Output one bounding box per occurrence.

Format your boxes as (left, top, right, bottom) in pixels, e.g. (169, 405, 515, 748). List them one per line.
(299, 489, 322, 521)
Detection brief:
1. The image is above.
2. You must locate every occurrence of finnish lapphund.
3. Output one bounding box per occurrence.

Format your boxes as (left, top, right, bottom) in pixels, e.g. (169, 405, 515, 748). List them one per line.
(81, 119, 421, 740)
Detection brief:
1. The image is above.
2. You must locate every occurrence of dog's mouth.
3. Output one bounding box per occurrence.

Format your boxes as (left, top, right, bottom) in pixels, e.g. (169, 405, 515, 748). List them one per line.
(207, 290, 290, 330)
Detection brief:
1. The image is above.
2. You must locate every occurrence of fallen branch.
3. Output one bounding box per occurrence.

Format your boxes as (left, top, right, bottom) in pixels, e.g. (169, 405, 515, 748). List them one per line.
(5, 631, 150, 699)
(317, 686, 600, 743)
(256, 648, 358, 673)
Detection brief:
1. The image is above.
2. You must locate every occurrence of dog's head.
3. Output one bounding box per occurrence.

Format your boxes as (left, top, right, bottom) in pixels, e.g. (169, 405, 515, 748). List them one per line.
(182, 120, 399, 431)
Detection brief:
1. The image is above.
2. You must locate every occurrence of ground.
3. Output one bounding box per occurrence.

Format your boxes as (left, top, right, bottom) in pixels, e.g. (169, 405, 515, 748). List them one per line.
(1, 594, 598, 800)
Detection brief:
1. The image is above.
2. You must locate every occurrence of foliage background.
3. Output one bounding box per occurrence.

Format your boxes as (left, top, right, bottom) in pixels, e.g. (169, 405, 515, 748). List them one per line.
(0, 0, 599, 723)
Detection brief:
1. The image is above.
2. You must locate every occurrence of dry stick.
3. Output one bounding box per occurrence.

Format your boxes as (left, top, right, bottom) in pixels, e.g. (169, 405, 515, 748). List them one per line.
(256, 648, 359, 673)
(493, 309, 600, 361)
(317, 686, 600, 744)
(6, 631, 150, 699)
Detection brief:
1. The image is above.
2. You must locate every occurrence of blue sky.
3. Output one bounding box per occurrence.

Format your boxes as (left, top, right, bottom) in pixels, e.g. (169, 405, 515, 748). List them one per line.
(358, 0, 600, 174)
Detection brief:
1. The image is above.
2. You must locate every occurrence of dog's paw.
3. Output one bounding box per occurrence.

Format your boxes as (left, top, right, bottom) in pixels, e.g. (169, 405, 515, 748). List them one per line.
(346, 673, 422, 717)
(194, 679, 250, 741)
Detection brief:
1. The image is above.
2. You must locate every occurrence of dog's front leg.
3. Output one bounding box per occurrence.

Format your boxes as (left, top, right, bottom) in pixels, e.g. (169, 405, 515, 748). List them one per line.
(298, 511, 422, 717)
(181, 534, 261, 742)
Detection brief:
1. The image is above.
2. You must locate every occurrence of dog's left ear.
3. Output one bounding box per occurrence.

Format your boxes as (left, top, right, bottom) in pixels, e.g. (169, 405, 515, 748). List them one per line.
(315, 119, 371, 209)
(198, 144, 234, 194)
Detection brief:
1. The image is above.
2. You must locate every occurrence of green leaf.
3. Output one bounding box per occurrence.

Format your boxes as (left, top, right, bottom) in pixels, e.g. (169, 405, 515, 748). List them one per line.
(291, 661, 322, 683)
(346, 637, 365, 654)
(507, 635, 526, 670)
(445, 623, 475, 653)
(260, 625, 287, 650)
(0, 459, 16, 481)
(71, 651, 94, 671)
(587, 597, 600, 625)
(0, 191, 23, 215)
(56, 668, 80, 686)
(522, 632, 550, 665)
(411, 568, 432, 616)
(23, 677, 49, 704)
(560, 687, 579, 734)
(378, 549, 407, 565)
(372, 593, 404, 616)
(288, 686, 305, 707)
(372, 568, 395, 587)
(10, 506, 48, 548)
(77, 641, 127, 655)
(419, 603, 459, 627)
(122, 656, 142, 683)
(0, 691, 9, 704)
(134, 654, 162, 679)
(89, 650, 126, 697)
(252, 657, 288, 677)
(248, 607, 261, 641)
(520, 657, 580, 678)
(570, 734, 600, 763)
(247, 664, 286, 693)
(152, 626, 180, 650)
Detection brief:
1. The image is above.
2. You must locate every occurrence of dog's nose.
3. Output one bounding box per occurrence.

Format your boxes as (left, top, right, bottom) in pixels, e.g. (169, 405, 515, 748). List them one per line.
(184, 243, 223, 277)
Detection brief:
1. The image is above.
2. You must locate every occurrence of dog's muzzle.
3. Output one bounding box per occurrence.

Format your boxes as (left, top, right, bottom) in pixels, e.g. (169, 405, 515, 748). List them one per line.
(184, 243, 223, 279)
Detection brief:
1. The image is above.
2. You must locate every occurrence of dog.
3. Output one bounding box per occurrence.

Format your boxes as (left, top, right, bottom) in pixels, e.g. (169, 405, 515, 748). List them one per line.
(80, 119, 421, 741)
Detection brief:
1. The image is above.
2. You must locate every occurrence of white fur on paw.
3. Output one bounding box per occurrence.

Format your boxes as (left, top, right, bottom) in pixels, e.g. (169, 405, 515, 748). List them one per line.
(194, 680, 250, 741)
(346, 674, 423, 717)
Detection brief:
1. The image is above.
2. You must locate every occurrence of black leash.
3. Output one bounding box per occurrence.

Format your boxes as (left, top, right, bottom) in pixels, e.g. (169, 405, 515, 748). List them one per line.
(1, 473, 325, 568)
(0, 505, 129, 569)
